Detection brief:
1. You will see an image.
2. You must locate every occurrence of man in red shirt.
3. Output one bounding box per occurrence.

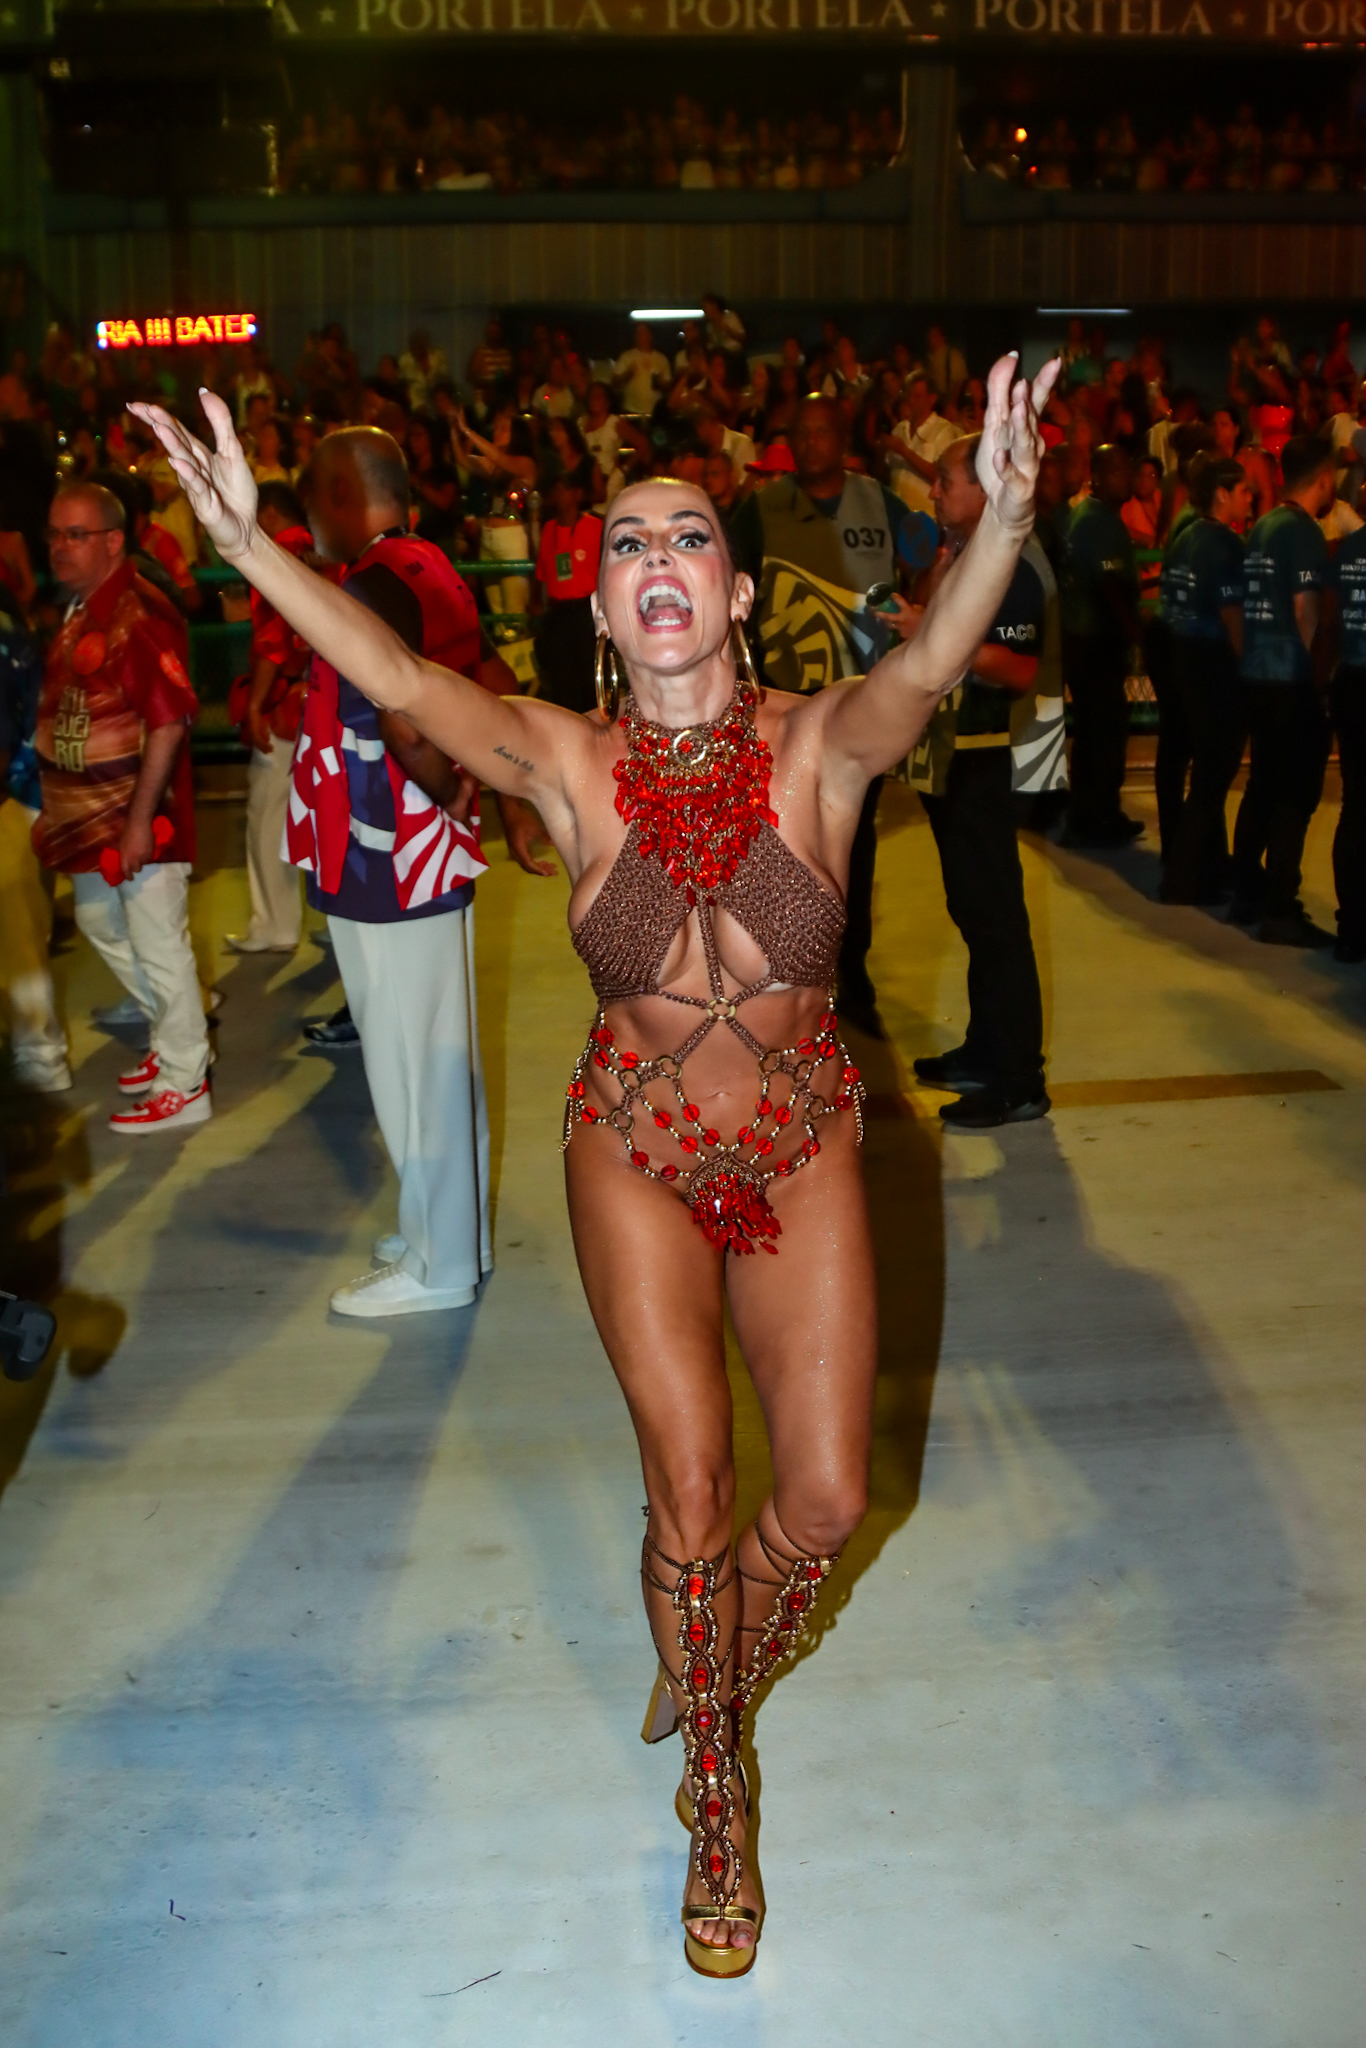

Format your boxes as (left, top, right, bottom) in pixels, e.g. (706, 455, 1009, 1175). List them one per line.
(135, 488, 201, 615)
(34, 482, 210, 1132)
(224, 481, 318, 953)
(532, 474, 602, 713)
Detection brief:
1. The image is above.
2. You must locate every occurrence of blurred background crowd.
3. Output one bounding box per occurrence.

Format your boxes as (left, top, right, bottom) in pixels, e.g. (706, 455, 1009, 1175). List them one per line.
(277, 92, 904, 197)
(967, 99, 1366, 196)
(2, 299, 1363, 623)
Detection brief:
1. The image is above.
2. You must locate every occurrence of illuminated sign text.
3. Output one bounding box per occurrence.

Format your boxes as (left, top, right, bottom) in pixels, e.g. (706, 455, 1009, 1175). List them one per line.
(97, 313, 259, 350)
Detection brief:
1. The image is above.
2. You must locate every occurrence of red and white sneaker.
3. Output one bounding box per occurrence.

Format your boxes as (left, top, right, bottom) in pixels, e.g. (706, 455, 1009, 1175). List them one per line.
(109, 1081, 212, 1135)
(117, 1051, 161, 1095)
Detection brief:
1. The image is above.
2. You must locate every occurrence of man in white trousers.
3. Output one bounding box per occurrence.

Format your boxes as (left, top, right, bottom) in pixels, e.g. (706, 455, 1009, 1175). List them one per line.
(225, 482, 316, 955)
(285, 428, 516, 1319)
(34, 483, 210, 1134)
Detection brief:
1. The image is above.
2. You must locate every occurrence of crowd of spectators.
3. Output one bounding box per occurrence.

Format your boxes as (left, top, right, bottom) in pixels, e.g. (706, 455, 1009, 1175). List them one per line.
(278, 93, 902, 197)
(2, 303, 1363, 641)
(968, 103, 1366, 195)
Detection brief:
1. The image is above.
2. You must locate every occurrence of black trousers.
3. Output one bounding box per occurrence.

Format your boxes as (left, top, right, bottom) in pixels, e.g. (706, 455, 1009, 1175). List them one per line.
(1163, 638, 1245, 904)
(837, 774, 883, 997)
(1232, 682, 1332, 920)
(1332, 665, 1366, 946)
(921, 748, 1044, 1093)
(1145, 616, 1189, 864)
(534, 596, 597, 714)
(1063, 632, 1132, 835)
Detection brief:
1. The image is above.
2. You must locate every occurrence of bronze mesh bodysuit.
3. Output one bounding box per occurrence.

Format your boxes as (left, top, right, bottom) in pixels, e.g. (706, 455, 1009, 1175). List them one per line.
(564, 793, 866, 1256)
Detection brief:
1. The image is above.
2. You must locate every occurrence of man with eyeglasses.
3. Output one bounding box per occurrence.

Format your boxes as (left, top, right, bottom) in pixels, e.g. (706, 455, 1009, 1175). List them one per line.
(32, 482, 210, 1132)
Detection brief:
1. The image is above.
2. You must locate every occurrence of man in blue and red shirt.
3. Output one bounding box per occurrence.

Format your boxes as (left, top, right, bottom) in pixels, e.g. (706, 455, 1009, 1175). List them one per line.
(286, 428, 517, 1317)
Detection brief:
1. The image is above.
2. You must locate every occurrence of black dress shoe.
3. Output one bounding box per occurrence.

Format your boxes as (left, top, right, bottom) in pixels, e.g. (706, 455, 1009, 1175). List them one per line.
(1160, 881, 1232, 908)
(939, 1086, 1050, 1130)
(913, 1048, 992, 1093)
(304, 1004, 361, 1046)
(1257, 913, 1335, 950)
(1333, 936, 1366, 964)
(1227, 895, 1263, 927)
(1061, 818, 1144, 850)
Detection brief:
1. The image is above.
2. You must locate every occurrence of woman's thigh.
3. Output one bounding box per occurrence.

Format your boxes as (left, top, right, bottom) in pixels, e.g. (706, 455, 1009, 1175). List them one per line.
(565, 1126, 734, 1535)
(724, 1129, 878, 1553)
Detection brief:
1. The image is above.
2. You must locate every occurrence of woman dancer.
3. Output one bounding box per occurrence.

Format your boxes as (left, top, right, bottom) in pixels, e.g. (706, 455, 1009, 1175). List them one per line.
(133, 352, 1055, 1978)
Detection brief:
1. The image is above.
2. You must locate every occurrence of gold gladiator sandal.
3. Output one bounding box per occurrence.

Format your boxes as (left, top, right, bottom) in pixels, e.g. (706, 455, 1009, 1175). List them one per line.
(642, 1534, 762, 1978)
(641, 1661, 750, 1835)
(731, 1514, 840, 1734)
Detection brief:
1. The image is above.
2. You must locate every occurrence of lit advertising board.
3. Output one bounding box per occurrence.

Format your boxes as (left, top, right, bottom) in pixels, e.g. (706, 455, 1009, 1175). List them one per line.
(96, 312, 259, 350)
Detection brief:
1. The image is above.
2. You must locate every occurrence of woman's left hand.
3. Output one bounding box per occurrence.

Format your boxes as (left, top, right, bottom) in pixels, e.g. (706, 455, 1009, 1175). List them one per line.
(976, 353, 1061, 536)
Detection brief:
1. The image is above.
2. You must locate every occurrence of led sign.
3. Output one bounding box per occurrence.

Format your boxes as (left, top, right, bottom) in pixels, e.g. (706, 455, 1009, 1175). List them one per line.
(97, 313, 258, 350)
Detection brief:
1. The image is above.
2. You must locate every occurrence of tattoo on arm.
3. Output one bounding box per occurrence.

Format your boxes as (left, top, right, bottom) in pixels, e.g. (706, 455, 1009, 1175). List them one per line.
(493, 744, 535, 773)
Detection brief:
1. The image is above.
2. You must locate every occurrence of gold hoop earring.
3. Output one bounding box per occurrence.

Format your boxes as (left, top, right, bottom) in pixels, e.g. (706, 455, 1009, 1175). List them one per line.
(731, 620, 762, 701)
(594, 632, 623, 724)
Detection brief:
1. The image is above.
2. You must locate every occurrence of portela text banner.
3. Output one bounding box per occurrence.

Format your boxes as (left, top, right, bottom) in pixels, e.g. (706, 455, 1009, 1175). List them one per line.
(271, 0, 1366, 44)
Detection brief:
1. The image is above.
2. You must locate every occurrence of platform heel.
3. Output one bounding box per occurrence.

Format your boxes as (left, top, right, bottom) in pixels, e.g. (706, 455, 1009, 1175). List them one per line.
(641, 1659, 698, 1831)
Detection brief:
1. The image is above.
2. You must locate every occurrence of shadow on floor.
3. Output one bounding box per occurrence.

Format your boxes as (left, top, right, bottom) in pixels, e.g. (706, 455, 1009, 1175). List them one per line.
(5, 1310, 479, 2046)
(1026, 809, 1366, 1038)
(0, 943, 379, 1518)
(931, 1115, 1326, 1804)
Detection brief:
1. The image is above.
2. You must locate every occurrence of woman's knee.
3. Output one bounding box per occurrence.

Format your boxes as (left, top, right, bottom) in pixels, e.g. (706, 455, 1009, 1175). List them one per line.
(774, 1476, 868, 1559)
(647, 1460, 736, 1555)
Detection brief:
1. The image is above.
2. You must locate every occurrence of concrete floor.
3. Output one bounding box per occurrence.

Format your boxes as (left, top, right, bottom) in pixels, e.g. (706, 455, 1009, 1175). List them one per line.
(1, 773, 1362, 2047)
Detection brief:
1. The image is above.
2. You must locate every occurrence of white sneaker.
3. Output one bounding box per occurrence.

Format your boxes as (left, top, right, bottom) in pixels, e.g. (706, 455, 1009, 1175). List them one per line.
(372, 1233, 406, 1267)
(109, 1081, 212, 1134)
(224, 933, 295, 954)
(329, 1266, 476, 1319)
(13, 1057, 73, 1094)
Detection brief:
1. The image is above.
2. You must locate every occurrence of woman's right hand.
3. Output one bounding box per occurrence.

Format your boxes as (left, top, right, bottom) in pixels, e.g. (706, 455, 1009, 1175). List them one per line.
(128, 392, 259, 563)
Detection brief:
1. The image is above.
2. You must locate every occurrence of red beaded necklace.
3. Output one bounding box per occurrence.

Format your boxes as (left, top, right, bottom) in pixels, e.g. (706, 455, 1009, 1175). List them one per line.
(613, 679, 777, 906)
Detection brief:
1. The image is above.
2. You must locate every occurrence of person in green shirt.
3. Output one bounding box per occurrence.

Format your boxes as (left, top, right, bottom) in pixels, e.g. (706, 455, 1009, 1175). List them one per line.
(1159, 455, 1251, 905)
(1231, 435, 1336, 946)
(1059, 445, 1143, 847)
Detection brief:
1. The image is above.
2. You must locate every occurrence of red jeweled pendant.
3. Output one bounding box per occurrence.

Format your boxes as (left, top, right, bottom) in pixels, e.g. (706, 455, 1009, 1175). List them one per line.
(686, 1156, 782, 1257)
(613, 681, 777, 908)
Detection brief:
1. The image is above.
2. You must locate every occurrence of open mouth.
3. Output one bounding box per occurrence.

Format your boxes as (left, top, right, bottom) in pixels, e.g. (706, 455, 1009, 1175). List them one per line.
(636, 577, 694, 632)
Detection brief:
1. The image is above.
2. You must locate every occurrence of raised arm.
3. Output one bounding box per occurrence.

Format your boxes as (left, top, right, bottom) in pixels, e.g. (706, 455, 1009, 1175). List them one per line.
(820, 353, 1059, 789)
(455, 409, 538, 487)
(130, 394, 588, 834)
